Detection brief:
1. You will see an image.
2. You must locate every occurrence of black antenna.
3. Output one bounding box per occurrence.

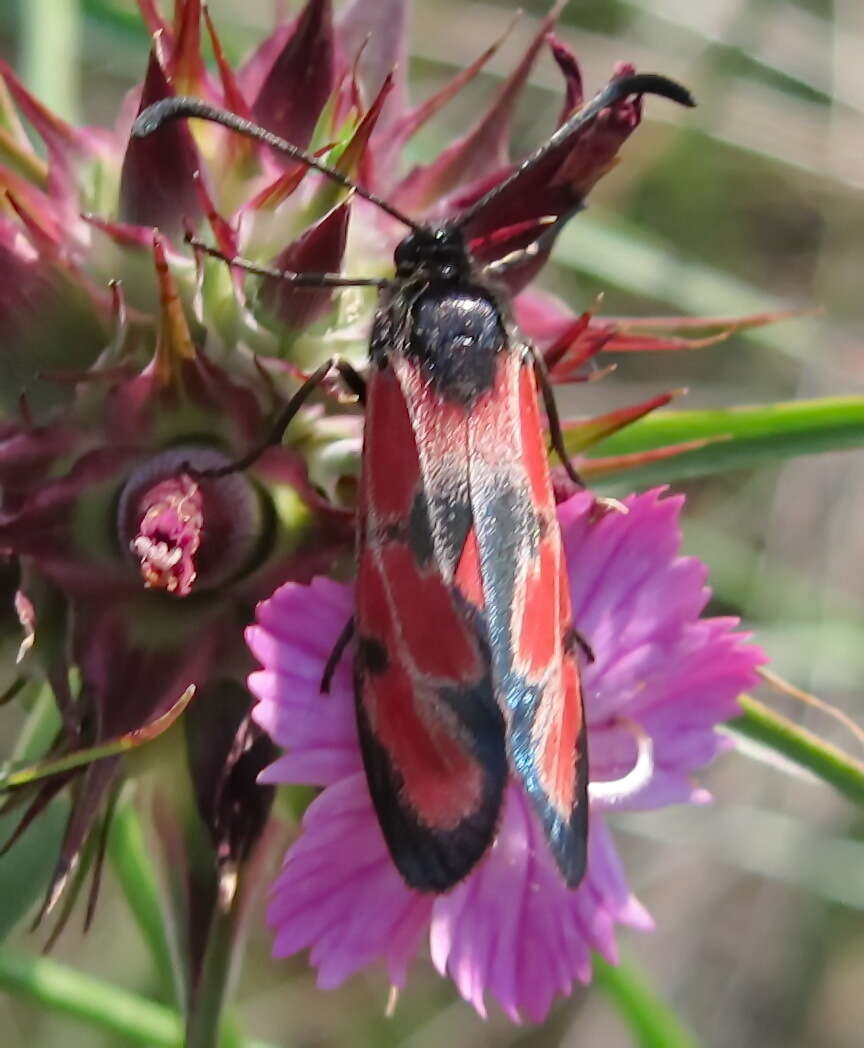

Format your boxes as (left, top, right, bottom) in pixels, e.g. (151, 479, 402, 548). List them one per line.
(131, 97, 424, 234)
(456, 73, 695, 228)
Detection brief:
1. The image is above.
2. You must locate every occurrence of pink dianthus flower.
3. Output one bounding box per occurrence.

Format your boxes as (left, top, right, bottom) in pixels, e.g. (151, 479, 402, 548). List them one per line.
(248, 489, 764, 1020)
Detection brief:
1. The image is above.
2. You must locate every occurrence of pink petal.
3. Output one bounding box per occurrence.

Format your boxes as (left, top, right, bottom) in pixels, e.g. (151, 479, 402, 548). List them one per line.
(248, 578, 358, 785)
(268, 774, 432, 988)
(252, 484, 765, 1020)
(431, 787, 595, 1022)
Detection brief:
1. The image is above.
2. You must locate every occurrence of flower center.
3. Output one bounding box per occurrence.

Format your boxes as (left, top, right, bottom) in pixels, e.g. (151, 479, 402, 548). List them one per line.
(118, 446, 266, 596)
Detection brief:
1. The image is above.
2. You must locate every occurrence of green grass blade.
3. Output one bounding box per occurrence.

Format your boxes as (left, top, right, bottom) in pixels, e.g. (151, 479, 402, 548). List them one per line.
(577, 396, 864, 486)
(594, 955, 698, 1048)
(108, 798, 184, 1007)
(20, 0, 82, 123)
(728, 696, 864, 808)
(0, 947, 282, 1046)
(0, 688, 65, 939)
(0, 949, 182, 1046)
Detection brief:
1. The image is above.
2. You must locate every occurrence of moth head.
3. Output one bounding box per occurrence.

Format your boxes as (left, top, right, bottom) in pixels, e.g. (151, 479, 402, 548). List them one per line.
(394, 224, 471, 281)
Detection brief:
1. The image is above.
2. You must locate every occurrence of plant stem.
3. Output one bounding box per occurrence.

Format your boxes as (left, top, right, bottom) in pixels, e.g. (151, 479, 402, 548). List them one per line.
(0, 947, 281, 1047)
(108, 797, 184, 1007)
(19, 0, 81, 123)
(728, 695, 864, 807)
(0, 948, 181, 1046)
(185, 897, 239, 1048)
(594, 954, 698, 1048)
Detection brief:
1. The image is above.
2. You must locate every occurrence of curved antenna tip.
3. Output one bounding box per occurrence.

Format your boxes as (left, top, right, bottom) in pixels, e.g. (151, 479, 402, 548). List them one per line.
(616, 73, 696, 108)
(132, 99, 180, 138)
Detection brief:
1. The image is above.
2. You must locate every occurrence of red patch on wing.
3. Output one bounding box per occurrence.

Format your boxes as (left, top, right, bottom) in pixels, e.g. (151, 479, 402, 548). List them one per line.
(454, 526, 484, 610)
(518, 365, 552, 509)
(516, 536, 558, 675)
(378, 543, 480, 679)
(537, 651, 581, 815)
(364, 368, 422, 520)
(357, 546, 484, 829)
(514, 359, 584, 820)
(358, 674, 484, 829)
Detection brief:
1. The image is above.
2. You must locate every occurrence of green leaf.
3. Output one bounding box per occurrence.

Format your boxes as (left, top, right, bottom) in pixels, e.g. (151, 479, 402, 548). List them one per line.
(0, 949, 182, 1046)
(81, 0, 150, 41)
(575, 396, 864, 486)
(0, 948, 282, 1047)
(0, 685, 195, 790)
(728, 695, 864, 808)
(21, 0, 82, 123)
(0, 688, 65, 939)
(0, 801, 67, 941)
(108, 799, 184, 1007)
(594, 955, 698, 1048)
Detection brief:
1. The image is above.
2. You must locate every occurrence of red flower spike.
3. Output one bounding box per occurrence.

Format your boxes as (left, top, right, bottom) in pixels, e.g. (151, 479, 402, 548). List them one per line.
(338, 73, 394, 188)
(152, 232, 196, 385)
(0, 61, 90, 169)
(390, 16, 518, 157)
(134, 0, 171, 41)
(458, 62, 646, 243)
(561, 388, 687, 454)
(260, 200, 350, 330)
(170, 0, 208, 97)
(246, 163, 311, 212)
(203, 5, 252, 119)
(602, 309, 812, 352)
(0, 80, 50, 188)
(541, 311, 595, 372)
(192, 171, 238, 260)
(546, 33, 584, 124)
(337, 0, 407, 106)
(5, 190, 63, 259)
(567, 436, 728, 484)
(0, 163, 55, 228)
(119, 49, 204, 236)
(237, 21, 294, 101)
(336, 0, 408, 143)
(393, 3, 563, 214)
(252, 0, 335, 151)
(331, 38, 368, 132)
(82, 210, 173, 251)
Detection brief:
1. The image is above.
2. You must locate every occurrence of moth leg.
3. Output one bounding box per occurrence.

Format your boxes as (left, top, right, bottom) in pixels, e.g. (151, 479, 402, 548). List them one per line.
(479, 211, 577, 279)
(531, 350, 627, 516)
(321, 617, 355, 694)
(531, 349, 585, 488)
(565, 625, 596, 664)
(187, 357, 366, 480)
(334, 359, 367, 406)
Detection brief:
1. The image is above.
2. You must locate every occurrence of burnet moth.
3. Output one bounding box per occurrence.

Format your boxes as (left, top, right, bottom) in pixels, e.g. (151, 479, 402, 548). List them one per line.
(134, 71, 693, 892)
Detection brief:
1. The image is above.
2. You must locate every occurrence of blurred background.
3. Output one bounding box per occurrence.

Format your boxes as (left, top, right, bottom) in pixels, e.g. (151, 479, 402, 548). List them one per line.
(0, 0, 862, 1045)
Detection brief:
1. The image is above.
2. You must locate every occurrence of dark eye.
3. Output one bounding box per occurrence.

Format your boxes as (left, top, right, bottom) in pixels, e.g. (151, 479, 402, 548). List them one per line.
(394, 235, 418, 272)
